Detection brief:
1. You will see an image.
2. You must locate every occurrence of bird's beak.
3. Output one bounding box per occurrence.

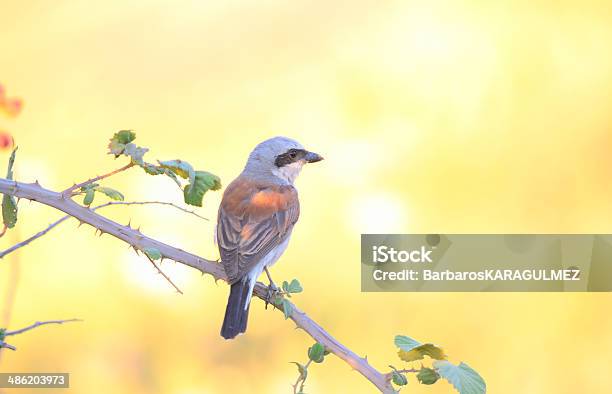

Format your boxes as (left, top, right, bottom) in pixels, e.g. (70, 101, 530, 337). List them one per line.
(304, 151, 324, 163)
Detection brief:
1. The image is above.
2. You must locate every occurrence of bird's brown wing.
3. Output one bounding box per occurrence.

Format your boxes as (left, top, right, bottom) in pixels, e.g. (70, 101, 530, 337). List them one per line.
(217, 177, 300, 284)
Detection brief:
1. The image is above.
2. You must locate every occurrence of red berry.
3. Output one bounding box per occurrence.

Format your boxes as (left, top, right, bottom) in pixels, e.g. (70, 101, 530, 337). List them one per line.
(0, 132, 13, 150)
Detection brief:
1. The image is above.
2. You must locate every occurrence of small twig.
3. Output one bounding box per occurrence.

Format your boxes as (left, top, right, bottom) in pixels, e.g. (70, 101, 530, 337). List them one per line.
(292, 359, 312, 394)
(385, 368, 419, 380)
(144, 254, 183, 294)
(0, 342, 16, 351)
(62, 162, 134, 197)
(4, 319, 81, 336)
(1, 319, 81, 352)
(0, 216, 71, 259)
(98, 201, 208, 221)
(0, 201, 208, 259)
(0, 225, 7, 238)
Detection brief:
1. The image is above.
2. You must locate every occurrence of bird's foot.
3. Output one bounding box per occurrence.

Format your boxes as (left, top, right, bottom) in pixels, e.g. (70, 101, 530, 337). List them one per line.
(264, 282, 280, 310)
(263, 267, 281, 309)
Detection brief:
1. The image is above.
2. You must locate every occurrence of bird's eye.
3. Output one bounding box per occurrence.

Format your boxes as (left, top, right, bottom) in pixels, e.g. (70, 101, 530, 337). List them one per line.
(289, 151, 297, 159)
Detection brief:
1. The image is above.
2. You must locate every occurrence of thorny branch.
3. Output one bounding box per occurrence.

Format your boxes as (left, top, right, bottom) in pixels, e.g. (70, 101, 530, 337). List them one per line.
(0, 178, 396, 393)
(0, 200, 208, 259)
(62, 162, 134, 197)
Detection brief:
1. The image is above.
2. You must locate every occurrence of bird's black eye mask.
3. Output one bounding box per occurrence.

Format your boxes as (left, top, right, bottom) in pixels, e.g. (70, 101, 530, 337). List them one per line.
(275, 148, 306, 167)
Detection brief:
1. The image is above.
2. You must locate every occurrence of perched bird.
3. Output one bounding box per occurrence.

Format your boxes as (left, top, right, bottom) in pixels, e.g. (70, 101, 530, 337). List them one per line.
(217, 137, 323, 339)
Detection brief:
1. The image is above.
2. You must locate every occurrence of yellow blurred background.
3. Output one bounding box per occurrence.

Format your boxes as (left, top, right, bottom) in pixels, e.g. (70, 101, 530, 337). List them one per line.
(1, 1, 612, 393)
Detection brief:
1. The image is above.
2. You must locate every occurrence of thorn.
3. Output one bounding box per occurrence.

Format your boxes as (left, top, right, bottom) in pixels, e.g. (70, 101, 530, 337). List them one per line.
(126, 219, 131, 228)
(77, 221, 85, 228)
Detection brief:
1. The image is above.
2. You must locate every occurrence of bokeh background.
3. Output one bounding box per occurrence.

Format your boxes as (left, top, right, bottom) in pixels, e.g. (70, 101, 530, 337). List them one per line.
(1, 1, 612, 393)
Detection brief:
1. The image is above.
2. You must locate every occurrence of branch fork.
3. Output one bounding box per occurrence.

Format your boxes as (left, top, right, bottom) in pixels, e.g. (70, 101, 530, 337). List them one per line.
(0, 176, 395, 393)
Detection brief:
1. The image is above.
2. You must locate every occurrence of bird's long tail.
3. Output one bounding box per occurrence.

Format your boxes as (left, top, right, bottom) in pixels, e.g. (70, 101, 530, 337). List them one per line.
(221, 276, 252, 339)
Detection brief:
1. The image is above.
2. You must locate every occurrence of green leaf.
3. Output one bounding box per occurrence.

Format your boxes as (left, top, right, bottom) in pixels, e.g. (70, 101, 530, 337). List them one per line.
(2, 147, 18, 228)
(433, 361, 486, 394)
(159, 160, 196, 185)
(290, 362, 308, 381)
(392, 370, 408, 386)
(282, 279, 303, 294)
(417, 367, 440, 385)
(141, 163, 182, 188)
(308, 343, 325, 363)
(270, 294, 284, 308)
(108, 130, 136, 156)
(5, 148, 16, 180)
(164, 169, 182, 187)
(1, 187, 17, 228)
(115, 130, 136, 144)
(94, 186, 124, 201)
(83, 188, 95, 206)
(123, 143, 149, 165)
(107, 131, 148, 165)
(395, 335, 446, 362)
(142, 163, 164, 175)
(183, 170, 221, 207)
(80, 183, 99, 192)
(0, 328, 6, 341)
(395, 335, 420, 350)
(143, 247, 162, 261)
(281, 299, 293, 319)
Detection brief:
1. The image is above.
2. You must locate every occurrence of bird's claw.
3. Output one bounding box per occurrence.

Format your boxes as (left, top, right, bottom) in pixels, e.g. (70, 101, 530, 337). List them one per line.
(263, 267, 280, 310)
(264, 282, 280, 310)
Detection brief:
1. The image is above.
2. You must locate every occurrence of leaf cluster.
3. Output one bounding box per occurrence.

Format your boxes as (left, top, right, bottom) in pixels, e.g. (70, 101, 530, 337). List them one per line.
(291, 342, 330, 394)
(271, 278, 303, 319)
(390, 335, 485, 394)
(80, 183, 124, 206)
(108, 131, 220, 207)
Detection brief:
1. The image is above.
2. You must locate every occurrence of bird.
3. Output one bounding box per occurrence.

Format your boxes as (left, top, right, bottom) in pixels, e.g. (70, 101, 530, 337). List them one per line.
(217, 136, 323, 339)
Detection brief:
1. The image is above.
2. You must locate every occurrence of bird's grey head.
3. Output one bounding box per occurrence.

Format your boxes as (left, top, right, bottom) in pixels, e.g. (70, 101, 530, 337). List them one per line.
(243, 136, 323, 184)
